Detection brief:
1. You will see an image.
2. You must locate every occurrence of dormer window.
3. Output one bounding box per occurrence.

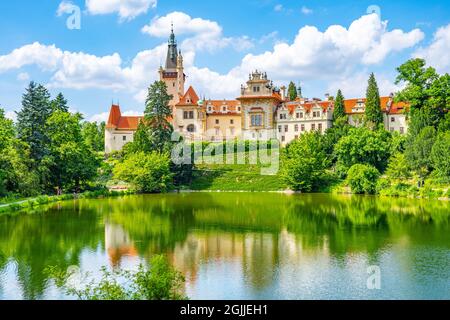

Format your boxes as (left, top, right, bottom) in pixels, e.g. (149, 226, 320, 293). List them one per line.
(208, 106, 212, 112)
(223, 106, 227, 112)
(253, 86, 260, 93)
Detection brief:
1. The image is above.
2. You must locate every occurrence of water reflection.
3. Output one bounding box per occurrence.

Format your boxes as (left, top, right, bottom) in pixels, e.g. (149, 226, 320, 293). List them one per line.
(0, 193, 449, 299)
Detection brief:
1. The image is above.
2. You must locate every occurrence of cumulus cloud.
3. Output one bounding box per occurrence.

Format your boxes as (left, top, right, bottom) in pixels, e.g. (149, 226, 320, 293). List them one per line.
(0, 13, 426, 105)
(414, 23, 450, 73)
(141, 11, 254, 53)
(85, 0, 157, 21)
(5, 111, 17, 122)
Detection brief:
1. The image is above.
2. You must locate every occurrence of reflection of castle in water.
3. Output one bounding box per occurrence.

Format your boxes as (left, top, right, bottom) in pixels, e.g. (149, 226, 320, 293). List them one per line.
(105, 222, 138, 267)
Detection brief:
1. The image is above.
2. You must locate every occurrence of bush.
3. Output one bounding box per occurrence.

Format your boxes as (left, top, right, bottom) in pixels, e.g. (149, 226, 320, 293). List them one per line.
(281, 132, 329, 192)
(346, 164, 380, 194)
(113, 152, 173, 193)
(335, 127, 391, 176)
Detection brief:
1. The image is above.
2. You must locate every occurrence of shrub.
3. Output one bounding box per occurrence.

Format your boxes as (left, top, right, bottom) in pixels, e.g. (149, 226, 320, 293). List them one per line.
(346, 164, 380, 194)
(113, 152, 173, 193)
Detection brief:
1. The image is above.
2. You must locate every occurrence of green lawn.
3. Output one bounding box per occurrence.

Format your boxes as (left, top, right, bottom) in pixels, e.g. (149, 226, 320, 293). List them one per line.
(185, 151, 286, 191)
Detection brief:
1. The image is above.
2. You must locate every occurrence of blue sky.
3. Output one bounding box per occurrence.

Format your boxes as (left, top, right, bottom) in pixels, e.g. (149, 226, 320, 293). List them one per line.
(0, 0, 449, 122)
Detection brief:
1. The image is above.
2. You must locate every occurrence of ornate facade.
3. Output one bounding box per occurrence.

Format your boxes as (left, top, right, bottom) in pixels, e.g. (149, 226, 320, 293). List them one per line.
(104, 29, 410, 153)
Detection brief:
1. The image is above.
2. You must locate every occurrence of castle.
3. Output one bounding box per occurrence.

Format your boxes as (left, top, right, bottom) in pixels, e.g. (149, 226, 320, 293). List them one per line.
(105, 29, 409, 153)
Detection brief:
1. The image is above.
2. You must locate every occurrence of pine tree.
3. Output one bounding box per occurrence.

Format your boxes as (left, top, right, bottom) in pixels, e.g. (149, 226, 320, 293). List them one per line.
(365, 73, 383, 128)
(16, 82, 53, 164)
(144, 81, 174, 153)
(288, 81, 297, 101)
(52, 93, 69, 112)
(333, 89, 346, 120)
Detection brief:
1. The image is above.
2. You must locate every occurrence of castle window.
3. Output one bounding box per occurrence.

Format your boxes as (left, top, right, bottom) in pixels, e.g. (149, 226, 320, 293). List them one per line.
(281, 136, 285, 142)
(284, 125, 288, 133)
(278, 125, 282, 133)
(301, 124, 305, 132)
(230, 119, 234, 125)
(280, 113, 287, 120)
(296, 113, 300, 119)
(223, 106, 227, 112)
(123, 136, 127, 141)
(253, 86, 260, 93)
(251, 114, 263, 127)
(318, 123, 323, 132)
(173, 82, 175, 87)
(184, 111, 194, 119)
(215, 119, 219, 125)
(238, 107, 241, 112)
(391, 117, 395, 122)
(294, 124, 299, 132)
(311, 124, 316, 131)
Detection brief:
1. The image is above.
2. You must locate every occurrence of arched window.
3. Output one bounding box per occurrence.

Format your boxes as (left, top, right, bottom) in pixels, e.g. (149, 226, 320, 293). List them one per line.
(187, 124, 196, 133)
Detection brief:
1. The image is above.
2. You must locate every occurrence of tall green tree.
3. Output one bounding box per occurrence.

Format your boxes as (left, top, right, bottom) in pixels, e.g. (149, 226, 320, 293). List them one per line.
(335, 127, 392, 175)
(405, 126, 436, 180)
(333, 89, 346, 120)
(430, 131, 450, 180)
(16, 82, 53, 164)
(144, 81, 174, 153)
(394, 58, 447, 136)
(0, 108, 14, 150)
(288, 81, 297, 101)
(281, 132, 329, 192)
(365, 73, 383, 127)
(82, 121, 105, 152)
(124, 121, 153, 154)
(45, 111, 99, 193)
(51, 93, 69, 113)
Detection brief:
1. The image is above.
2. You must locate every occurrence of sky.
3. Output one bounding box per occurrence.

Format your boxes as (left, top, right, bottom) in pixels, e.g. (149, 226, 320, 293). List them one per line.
(0, 0, 449, 122)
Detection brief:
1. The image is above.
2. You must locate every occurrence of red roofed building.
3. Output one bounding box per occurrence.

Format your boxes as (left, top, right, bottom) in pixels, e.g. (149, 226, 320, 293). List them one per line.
(105, 104, 144, 153)
(344, 95, 409, 134)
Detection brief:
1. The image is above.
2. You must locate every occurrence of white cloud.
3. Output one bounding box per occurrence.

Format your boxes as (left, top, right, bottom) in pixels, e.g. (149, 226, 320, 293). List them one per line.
(0, 13, 426, 107)
(89, 112, 109, 123)
(274, 4, 283, 12)
(301, 6, 313, 15)
(141, 11, 254, 53)
(327, 72, 404, 98)
(17, 72, 30, 81)
(414, 23, 450, 73)
(5, 111, 17, 122)
(86, 0, 157, 21)
(57, 1, 78, 16)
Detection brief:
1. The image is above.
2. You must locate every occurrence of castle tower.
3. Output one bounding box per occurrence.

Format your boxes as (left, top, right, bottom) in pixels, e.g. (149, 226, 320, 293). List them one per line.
(159, 25, 186, 109)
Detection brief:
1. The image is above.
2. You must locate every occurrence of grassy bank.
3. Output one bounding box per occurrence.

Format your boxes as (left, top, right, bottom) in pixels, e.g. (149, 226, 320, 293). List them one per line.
(0, 189, 134, 215)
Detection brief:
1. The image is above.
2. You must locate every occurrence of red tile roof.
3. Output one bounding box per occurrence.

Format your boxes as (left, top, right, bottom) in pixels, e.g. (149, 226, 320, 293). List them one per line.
(284, 101, 333, 114)
(206, 100, 241, 115)
(177, 86, 199, 106)
(106, 104, 143, 131)
(344, 97, 409, 115)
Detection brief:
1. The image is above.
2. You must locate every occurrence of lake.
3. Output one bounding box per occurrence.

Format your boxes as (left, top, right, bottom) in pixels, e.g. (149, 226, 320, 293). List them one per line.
(0, 193, 449, 300)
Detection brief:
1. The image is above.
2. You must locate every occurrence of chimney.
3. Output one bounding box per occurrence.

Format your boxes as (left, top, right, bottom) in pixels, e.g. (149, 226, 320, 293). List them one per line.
(280, 85, 287, 100)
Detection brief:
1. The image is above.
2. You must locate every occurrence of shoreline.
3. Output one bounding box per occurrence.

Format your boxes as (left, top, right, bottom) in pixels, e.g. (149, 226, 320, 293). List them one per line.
(1, 188, 449, 216)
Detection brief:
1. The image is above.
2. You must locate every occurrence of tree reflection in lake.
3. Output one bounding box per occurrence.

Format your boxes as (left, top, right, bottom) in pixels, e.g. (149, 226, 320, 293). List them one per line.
(0, 193, 449, 299)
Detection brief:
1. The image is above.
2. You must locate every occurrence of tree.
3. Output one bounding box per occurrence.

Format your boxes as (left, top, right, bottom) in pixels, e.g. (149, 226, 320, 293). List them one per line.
(346, 164, 380, 194)
(123, 121, 153, 154)
(385, 152, 411, 180)
(365, 73, 383, 127)
(51, 93, 69, 113)
(288, 81, 297, 101)
(281, 132, 329, 192)
(45, 111, 99, 193)
(335, 127, 392, 175)
(82, 121, 105, 152)
(16, 82, 53, 164)
(144, 81, 174, 153)
(323, 116, 351, 162)
(430, 131, 450, 180)
(113, 151, 173, 193)
(395, 58, 447, 136)
(333, 89, 346, 120)
(0, 109, 40, 196)
(404, 126, 436, 179)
